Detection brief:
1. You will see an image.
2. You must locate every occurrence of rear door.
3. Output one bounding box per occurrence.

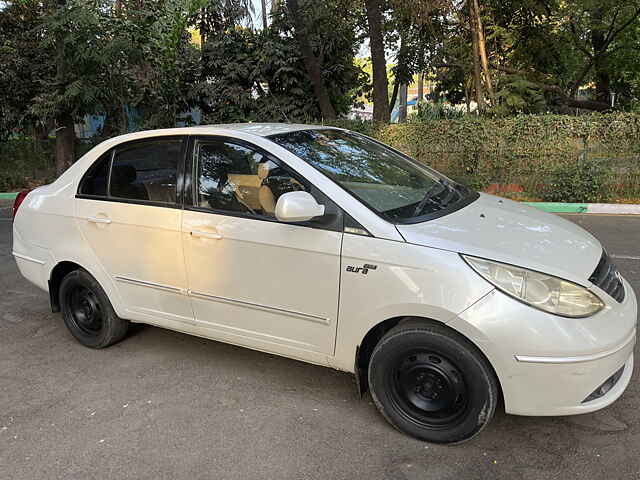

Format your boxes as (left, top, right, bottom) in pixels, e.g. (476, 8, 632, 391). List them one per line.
(76, 136, 194, 327)
(181, 136, 343, 359)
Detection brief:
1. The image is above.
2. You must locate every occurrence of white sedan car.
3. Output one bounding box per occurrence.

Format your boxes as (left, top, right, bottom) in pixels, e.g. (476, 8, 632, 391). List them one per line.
(12, 123, 637, 443)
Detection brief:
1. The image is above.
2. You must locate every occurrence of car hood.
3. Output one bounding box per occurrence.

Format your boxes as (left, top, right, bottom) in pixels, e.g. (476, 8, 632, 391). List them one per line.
(395, 193, 602, 286)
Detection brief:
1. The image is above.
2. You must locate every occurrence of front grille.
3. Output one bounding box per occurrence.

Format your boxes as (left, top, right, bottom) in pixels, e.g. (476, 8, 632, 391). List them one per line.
(589, 251, 625, 303)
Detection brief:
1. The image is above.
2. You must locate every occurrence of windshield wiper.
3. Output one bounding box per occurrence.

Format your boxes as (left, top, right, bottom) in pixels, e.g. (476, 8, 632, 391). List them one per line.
(412, 180, 447, 217)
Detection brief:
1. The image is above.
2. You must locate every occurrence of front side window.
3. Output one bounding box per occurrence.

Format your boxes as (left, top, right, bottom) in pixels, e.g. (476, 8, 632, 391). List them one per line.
(110, 139, 183, 203)
(196, 140, 307, 217)
(269, 129, 476, 223)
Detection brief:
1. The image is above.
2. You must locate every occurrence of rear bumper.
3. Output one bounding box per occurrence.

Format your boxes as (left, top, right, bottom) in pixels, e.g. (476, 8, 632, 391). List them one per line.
(13, 250, 49, 292)
(12, 224, 51, 292)
(449, 277, 637, 416)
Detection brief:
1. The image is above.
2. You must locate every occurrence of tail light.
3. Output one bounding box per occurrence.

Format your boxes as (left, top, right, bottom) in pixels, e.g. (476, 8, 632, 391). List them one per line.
(12, 189, 32, 219)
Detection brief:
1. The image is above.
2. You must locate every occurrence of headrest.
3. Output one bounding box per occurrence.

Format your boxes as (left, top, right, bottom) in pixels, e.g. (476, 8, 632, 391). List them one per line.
(111, 164, 137, 184)
(257, 161, 272, 180)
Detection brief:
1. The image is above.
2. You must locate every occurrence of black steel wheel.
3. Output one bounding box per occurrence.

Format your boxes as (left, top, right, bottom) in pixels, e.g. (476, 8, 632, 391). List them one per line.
(67, 286, 104, 336)
(368, 320, 498, 444)
(390, 351, 468, 429)
(59, 269, 129, 348)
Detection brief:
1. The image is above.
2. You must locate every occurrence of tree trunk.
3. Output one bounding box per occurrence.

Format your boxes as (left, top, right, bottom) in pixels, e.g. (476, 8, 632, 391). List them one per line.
(55, 113, 75, 175)
(590, 8, 610, 105)
(33, 123, 49, 141)
(389, 32, 410, 114)
(389, 79, 400, 113)
(286, 0, 336, 120)
(471, 0, 495, 104)
(54, 0, 74, 175)
(261, 0, 268, 29)
(417, 73, 424, 104)
(365, 0, 390, 122)
(469, 8, 485, 113)
(398, 83, 408, 123)
(101, 103, 122, 138)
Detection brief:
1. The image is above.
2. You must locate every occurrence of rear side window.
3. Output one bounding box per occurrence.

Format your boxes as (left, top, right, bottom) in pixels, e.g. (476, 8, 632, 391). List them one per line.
(79, 152, 110, 197)
(110, 139, 183, 203)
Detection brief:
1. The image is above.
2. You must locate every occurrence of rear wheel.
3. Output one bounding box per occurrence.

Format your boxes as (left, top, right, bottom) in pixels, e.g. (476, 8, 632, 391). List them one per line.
(368, 321, 498, 444)
(59, 270, 129, 348)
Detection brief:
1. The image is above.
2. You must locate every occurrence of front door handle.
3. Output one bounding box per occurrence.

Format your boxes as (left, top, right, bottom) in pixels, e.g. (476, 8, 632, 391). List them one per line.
(87, 216, 112, 224)
(190, 229, 223, 240)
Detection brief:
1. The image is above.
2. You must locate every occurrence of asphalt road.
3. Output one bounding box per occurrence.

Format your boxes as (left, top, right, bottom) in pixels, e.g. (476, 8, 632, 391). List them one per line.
(2, 214, 640, 480)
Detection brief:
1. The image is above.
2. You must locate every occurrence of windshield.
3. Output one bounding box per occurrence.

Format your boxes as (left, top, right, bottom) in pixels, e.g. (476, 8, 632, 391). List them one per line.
(269, 129, 476, 223)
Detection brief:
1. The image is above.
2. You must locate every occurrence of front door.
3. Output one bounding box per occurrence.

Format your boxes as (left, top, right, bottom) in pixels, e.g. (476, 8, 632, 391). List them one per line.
(181, 137, 343, 358)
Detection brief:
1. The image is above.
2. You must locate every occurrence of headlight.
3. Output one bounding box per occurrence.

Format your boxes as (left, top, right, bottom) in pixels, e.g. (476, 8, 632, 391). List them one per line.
(462, 255, 604, 318)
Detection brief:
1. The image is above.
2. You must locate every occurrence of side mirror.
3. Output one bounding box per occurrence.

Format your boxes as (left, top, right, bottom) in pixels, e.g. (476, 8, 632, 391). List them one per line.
(275, 191, 325, 223)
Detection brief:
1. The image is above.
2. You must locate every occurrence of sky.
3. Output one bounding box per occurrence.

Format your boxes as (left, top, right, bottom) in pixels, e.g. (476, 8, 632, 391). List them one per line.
(251, 0, 269, 29)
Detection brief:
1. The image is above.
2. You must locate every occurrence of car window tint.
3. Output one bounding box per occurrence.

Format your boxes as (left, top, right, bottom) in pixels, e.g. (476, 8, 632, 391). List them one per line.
(196, 141, 308, 217)
(79, 152, 110, 197)
(110, 139, 182, 204)
(270, 129, 472, 223)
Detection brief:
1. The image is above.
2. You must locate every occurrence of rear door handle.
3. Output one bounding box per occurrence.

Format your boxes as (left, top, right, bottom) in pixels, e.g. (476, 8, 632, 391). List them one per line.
(87, 216, 112, 224)
(190, 229, 223, 240)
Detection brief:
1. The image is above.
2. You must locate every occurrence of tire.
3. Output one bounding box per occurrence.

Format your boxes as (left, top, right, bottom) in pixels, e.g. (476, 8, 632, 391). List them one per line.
(59, 269, 129, 348)
(368, 321, 498, 444)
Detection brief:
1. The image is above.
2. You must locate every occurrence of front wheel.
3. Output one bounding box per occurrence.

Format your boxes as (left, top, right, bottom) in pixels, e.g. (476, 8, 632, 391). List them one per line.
(368, 321, 498, 444)
(59, 269, 129, 348)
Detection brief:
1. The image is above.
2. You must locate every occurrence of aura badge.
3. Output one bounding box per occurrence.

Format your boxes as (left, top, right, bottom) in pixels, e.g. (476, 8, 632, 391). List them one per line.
(346, 264, 378, 275)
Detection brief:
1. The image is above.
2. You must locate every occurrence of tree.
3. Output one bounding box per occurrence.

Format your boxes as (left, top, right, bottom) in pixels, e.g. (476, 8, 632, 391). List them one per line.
(364, 0, 390, 122)
(1, 0, 203, 173)
(286, 0, 336, 120)
(199, 0, 367, 123)
(484, 0, 640, 111)
(0, 0, 53, 140)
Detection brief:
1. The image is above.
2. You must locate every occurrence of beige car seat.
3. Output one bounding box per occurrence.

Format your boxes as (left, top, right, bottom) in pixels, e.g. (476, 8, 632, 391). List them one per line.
(226, 173, 262, 211)
(258, 162, 277, 214)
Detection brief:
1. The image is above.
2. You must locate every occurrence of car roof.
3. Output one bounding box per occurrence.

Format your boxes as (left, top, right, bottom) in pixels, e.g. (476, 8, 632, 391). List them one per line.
(95, 123, 342, 151)
(191, 123, 335, 137)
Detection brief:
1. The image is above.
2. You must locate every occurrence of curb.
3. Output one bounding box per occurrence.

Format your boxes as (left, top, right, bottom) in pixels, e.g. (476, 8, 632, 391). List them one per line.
(524, 202, 640, 215)
(523, 202, 588, 213)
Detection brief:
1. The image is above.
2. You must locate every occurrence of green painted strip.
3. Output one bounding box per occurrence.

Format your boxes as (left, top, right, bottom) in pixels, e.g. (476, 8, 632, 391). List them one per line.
(0, 192, 18, 200)
(524, 202, 589, 213)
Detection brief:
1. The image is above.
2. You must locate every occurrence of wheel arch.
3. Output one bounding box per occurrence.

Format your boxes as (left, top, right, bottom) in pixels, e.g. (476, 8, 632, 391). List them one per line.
(48, 261, 86, 312)
(354, 316, 503, 403)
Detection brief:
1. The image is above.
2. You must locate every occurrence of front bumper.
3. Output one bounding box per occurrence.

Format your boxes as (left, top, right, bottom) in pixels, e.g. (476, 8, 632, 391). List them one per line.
(449, 277, 637, 416)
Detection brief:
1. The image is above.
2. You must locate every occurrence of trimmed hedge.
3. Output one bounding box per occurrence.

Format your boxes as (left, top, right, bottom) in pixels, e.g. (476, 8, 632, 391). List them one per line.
(332, 113, 640, 202)
(0, 138, 96, 191)
(2, 113, 639, 202)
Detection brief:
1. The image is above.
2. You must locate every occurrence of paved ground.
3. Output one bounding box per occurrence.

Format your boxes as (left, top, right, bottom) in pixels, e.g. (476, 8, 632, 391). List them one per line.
(2, 214, 640, 480)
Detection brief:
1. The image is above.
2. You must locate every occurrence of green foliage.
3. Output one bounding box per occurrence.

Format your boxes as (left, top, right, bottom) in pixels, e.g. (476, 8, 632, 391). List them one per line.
(0, 138, 95, 190)
(491, 76, 547, 115)
(200, 0, 367, 124)
(540, 157, 613, 203)
(0, 0, 204, 138)
(431, 0, 640, 113)
(3, 113, 640, 201)
(330, 112, 640, 202)
(0, 0, 54, 139)
(408, 101, 465, 121)
(132, 1, 202, 130)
